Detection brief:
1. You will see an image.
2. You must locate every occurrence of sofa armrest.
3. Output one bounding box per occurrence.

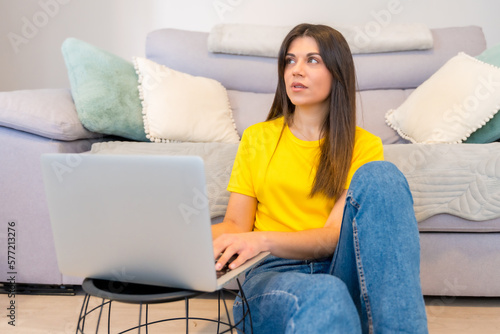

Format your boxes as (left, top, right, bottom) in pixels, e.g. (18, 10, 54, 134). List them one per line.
(0, 126, 107, 285)
(0, 88, 102, 141)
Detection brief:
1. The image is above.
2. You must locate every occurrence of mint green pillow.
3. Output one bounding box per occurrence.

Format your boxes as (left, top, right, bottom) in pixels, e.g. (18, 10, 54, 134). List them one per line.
(466, 43, 500, 143)
(476, 43, 500, 67)
(62, 38, 147, 141)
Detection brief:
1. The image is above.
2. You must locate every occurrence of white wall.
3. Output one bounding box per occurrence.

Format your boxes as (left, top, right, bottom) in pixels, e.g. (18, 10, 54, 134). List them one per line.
(1, 0, 499, 91)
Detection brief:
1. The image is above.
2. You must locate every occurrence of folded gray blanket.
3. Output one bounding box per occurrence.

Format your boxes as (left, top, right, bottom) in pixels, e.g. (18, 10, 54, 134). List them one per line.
(384, 143, 500, 222)
(208, 23, 433, 57)
(91, 141, 500, 222)
(90, 141, 238, 219)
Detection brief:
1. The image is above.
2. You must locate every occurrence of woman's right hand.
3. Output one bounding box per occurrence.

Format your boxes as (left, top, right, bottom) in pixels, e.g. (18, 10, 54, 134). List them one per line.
(213, 231, 267, 271)
(211, 192, 259, 271)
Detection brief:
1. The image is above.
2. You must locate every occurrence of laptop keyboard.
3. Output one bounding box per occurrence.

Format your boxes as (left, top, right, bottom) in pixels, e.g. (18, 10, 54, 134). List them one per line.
(215, 254, 238, 278)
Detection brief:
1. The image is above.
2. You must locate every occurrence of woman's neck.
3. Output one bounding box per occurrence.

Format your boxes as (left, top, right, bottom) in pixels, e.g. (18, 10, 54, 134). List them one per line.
(289, 106, 327, 141)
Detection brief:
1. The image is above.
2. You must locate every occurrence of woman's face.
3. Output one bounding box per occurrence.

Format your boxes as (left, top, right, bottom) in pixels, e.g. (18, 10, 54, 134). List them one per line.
(284, 36, 333, 112)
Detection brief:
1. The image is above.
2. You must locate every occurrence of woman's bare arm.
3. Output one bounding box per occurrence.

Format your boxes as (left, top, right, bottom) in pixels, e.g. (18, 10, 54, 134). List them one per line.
(211, 192, 257, 238)
(213, 190, 347, 271)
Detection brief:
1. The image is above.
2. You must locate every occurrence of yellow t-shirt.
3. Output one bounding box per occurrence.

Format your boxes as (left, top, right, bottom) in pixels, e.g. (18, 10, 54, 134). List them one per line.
(227, 116, 384, 232)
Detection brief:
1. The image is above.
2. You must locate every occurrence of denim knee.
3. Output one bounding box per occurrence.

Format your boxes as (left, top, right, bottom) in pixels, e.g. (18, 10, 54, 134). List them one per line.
(233, 271, 361, 333)
(349, 161, 413, 206)
(353, 161, 408, 189)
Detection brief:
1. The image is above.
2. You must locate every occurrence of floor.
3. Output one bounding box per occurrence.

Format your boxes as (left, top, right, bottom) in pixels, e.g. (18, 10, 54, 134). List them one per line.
(1, 288, 500, 333)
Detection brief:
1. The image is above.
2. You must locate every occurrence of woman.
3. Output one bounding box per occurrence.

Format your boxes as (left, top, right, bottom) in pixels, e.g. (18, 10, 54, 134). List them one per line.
(212, 23, 428, 333)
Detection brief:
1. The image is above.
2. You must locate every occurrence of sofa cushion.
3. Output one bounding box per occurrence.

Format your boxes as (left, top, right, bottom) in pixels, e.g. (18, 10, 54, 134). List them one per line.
(356, 89, 411, 145)
(418, 214, 500, 233)
(61, 38, 147, 141)
(134, 57, 240, 143)
(466, 43, 500, 143)
(385, 52, 500, 144)
(0, 89, 101, 141)
(227, 89, 411, 145)
(227, 90, 274, 137)
(90, 141, 239, 218)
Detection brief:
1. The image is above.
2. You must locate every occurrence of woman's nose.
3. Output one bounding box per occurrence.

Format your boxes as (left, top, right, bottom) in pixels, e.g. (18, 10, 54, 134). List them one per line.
(292, 60, 304, 76)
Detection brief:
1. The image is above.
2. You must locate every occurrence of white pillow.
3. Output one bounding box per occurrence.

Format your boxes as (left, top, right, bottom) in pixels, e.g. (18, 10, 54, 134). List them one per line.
(385, 52, 500, 144)
(133, 57, 240, 143)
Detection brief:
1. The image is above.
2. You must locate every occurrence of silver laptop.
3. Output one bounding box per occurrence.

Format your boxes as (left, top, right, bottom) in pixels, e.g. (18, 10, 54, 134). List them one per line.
(41, 153, 269, 292)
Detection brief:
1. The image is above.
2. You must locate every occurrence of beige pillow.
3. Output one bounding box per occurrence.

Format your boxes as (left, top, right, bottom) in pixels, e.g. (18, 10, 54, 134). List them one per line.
(133, 57, 239, 143)
(385, 52, 500, 143)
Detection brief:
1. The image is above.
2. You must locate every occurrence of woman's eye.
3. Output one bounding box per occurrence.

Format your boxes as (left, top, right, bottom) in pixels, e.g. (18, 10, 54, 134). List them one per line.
(285, 58, 295, 64)
(308, 58, 319, 64)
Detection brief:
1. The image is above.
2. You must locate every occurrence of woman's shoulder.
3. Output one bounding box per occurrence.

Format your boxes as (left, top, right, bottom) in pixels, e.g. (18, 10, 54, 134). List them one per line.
(236, 117, 284, 163)
(355, 126, 382, 144)
(243, 116, 284, 137)
(353, 126, 384, 159)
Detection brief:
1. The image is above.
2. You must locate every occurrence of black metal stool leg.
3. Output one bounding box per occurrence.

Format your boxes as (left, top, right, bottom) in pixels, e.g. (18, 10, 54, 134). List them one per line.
(220, 290, 233, 333)
(237, 278, 253, 334)
(145, 304, 149, 334)
(76, 293, 90, 334)
(185, 297, 189, 334)
(95, 298, 105, 333)
(217, 291, 222, 334)
(107, 299, 112, 334)
(138, 302, 142, 334)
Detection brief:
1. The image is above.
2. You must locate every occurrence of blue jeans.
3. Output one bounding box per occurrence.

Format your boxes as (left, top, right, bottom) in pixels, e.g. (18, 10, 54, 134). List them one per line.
(233, 161, 428, 333)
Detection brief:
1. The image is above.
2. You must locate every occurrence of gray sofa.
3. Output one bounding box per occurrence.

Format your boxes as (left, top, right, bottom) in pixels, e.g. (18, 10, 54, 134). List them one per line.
(1, 25, 500, 297)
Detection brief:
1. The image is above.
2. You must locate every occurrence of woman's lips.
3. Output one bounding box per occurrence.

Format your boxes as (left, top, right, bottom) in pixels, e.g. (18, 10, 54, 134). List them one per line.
(291, 82, 308, 92)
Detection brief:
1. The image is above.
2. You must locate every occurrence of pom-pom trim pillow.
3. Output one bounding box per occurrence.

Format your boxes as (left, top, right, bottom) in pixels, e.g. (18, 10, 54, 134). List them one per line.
(385, 52, 500, 144)
(133, 57, 240, 143)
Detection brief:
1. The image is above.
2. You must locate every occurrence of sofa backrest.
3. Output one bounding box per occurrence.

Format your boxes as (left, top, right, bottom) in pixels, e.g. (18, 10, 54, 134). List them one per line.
(146, 26, 486, 94)
(145, 26, 487, 145)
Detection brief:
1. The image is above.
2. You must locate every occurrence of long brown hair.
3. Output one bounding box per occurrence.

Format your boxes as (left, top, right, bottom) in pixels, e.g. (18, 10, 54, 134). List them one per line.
(266, 23, 357, 201)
